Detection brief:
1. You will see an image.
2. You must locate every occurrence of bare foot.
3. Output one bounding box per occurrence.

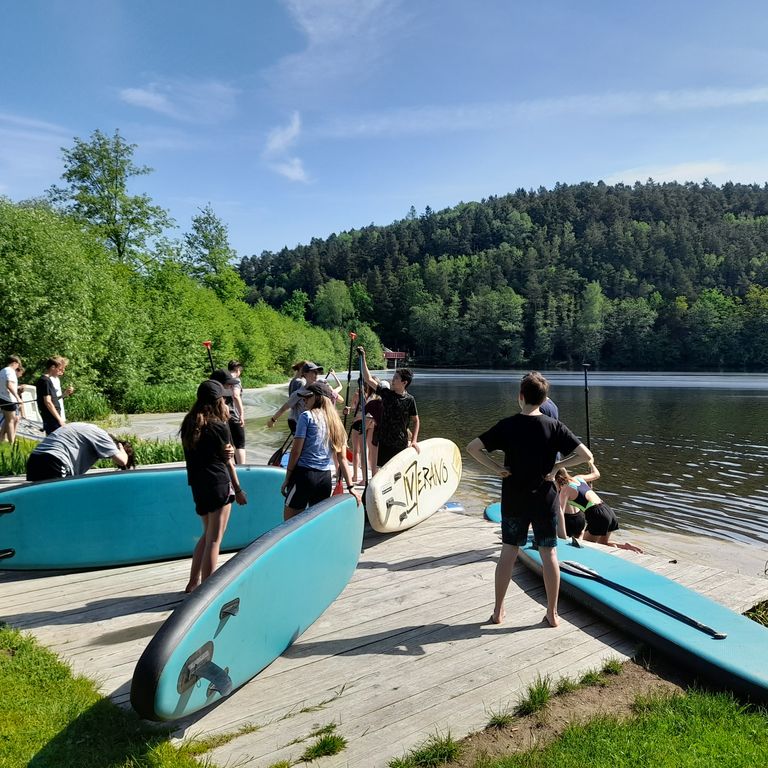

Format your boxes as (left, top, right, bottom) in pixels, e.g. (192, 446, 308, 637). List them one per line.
(488, 610, 505, 625)
(184, 581, 199, 594)
(545, 611, 560, 628)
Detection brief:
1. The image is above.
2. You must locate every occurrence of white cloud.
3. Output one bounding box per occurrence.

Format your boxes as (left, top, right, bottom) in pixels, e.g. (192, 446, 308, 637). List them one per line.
(267, 0, 408, 98)
(263, 111, 309, 183)
(0, 113, 71, 198)
(318, 85, 768, 139)
(119, 78, 239, 124)
(604, 160, 768, 186)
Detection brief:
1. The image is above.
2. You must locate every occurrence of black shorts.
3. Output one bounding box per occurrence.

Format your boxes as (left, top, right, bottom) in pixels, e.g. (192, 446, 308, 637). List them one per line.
(0, 398, 18, 414)
(564, 510, 586, 537)
(26, 452, 70, 481)
(500, 482, 558, 548)
(585, 503, 619, 536)
(377, 441, 407, 468)
(229, 419, 245, 450)
(351, 420, 363, 434)
(191, 483, 235, 515)
(284, 465, 332, 511)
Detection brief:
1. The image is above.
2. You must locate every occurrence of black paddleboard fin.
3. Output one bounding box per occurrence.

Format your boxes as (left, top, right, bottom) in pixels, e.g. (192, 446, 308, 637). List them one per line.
(0, 504, 15, 516)
(198, 661, 233, 698)
(219, 598, 240, 620)
(0, 548, 15, 561)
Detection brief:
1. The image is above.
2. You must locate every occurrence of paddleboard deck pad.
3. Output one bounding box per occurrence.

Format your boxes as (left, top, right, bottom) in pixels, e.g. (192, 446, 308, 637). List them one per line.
(131, 494, 363, 720)
(364, 438, 462, 533)
(519, 538, 768, 702)
(0, 465, 286, 569)
(483, 502, 501, 523)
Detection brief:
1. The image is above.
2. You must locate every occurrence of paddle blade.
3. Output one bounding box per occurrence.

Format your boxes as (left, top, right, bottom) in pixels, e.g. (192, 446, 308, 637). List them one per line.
(333, 476, 344, 496)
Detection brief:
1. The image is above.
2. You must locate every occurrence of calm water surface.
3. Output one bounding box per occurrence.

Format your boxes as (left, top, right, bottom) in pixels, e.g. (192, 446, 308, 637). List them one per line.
(253, 371, 768, 547)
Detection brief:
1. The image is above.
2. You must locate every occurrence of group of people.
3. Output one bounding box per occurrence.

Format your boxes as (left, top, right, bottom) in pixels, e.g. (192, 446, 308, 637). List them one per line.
(467, 371, 639, 628)
(9, 348, 638, 623)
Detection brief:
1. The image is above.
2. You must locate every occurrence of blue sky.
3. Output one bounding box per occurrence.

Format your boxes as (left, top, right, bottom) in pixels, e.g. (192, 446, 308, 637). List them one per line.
(3, 1, 768, 258)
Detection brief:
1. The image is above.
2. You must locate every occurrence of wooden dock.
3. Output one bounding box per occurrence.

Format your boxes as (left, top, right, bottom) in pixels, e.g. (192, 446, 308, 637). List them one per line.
(2, 511, 768, 767)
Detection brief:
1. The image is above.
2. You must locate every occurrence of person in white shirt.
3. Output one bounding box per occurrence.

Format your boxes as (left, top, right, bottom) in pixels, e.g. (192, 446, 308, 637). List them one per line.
(48, 356, 74, 422)
(0, 355, 23, 444)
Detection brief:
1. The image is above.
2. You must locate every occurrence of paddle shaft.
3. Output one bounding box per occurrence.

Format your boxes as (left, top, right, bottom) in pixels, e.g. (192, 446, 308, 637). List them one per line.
(267, 434, 293, 466)
(560, 560, 727, 639)
(582, 363, 591, 449)
(342, 332, 357, 429)
(358, 351, 369, 500)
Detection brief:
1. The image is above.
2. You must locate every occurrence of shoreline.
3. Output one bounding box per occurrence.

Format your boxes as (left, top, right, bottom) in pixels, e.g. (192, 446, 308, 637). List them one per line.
(4, 380, 767, 582)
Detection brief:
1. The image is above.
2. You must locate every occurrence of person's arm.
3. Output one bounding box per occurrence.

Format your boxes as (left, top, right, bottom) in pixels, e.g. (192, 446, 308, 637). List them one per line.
(6, 376, 19, 403)
(110, 443, 130, 468)
(409, 415, 420, 450)
(281, 438, 305, 496)
(355, 347, 379, 390)
(466, 437, 510, 478)
(233, 387, 245, 425)
(269, 393, 296, 427)
(548, 443, 594, 478)
(579, 461, 600, 484)
(326, 369, 343, 392)
(556, 499, 568, 539)
(41, 394, 65, 427)
(227, 457, 248, 505)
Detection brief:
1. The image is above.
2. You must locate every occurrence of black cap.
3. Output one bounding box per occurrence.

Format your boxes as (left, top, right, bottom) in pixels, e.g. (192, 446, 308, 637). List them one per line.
(297, 381, 334, 399)
(197, 379, 225, 404)
(210, 369, 239, 386)
(301, 361, 324, 374)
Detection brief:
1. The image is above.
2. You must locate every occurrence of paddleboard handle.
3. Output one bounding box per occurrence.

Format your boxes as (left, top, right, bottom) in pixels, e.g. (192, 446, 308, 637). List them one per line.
(0, 503, 15, 516)
(559, 560, 727, 640)
(199, 661, 234, 698)
(219, 598, 240, 620)
(0, 548, 15, 561)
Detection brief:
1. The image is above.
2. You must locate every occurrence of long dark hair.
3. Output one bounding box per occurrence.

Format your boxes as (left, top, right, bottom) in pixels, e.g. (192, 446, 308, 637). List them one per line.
(180, 399, 229, 450)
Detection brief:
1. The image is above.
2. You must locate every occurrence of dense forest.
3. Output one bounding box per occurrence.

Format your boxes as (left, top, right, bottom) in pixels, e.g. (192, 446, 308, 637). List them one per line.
(239, 181, 768, 370)
(0, 130, 383, 413)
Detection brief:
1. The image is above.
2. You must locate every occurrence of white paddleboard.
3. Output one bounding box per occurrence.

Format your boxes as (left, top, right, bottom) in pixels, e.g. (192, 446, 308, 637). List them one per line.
(364, 437, 462, 533)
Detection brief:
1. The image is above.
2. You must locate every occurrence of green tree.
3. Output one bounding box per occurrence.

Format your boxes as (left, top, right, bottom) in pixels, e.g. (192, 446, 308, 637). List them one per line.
(48, 129, 172, 267)
(312, 280, 356, 329)
(575, 282, 606, 364)
(183, 204, 246, 302)
(282, 289, 309, 322)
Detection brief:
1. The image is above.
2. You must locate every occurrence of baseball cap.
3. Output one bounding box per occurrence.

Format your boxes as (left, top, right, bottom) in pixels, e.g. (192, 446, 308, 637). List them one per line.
(301, 361, 324, 374)
(210, 369, 239, 386)
(197, 379, 225, 404)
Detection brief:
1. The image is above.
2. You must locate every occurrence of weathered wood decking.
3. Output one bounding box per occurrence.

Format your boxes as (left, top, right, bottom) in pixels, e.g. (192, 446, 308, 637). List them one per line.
(2, 511, 768, 767)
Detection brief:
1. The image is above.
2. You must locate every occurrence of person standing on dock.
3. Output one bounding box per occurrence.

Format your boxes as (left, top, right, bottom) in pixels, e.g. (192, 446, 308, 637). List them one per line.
(466, 371, 592, 628)
(0, 355, 23, 444)
(357, 346, 419, 467)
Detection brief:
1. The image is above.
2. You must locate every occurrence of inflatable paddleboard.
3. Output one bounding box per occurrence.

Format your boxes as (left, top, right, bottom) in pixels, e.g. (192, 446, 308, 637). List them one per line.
(131, 494, 363, 721)
(364, 438, 462, 533)
(483, 502, 501, 523)
(519, 538, 768, 702)
(0, 465, 285, 570)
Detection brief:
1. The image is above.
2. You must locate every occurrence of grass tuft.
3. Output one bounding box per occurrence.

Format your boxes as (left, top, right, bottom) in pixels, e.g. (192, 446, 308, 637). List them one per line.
(554, 676, 579, 695)
(515, 675, 553, 716)
(486, 704, 516, 729)
(601, 658, 624, 676)
(298, 724, 347, 762)
(746, 600, 768, 628)
(579, 669, 606, 686)
(388, 732, 462, 767)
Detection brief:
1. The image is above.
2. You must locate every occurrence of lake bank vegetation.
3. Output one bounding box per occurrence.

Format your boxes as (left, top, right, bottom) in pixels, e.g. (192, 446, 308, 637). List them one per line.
(0, 129, 383, 420)
(241, 181, 768, 371)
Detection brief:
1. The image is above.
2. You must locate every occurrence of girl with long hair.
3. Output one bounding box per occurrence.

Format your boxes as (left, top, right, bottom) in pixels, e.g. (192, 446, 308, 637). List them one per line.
(282, 382, 361, 519)
(554, 462, 641, 552)
(180, 379, 247, 593)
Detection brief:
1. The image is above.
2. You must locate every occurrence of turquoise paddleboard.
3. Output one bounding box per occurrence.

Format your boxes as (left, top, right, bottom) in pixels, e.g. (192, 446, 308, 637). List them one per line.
(130, 494, 363, 721)
(483, 502, 501, 523)
(0, 466, 285, 569)
(519, 538, 768, 701)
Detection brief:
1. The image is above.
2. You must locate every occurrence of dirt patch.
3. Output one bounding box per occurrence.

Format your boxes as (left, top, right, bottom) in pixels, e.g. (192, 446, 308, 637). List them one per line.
(450, 653, 688, 766)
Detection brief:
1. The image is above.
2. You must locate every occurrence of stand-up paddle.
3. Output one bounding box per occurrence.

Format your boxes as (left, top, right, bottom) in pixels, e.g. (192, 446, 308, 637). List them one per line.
(560, 560, 727, 639)
(342, 331, 357, 429)
(268, 434, 293, 467)
(358, 350, 369, 501)
(202, 340, 215, 374)
(582, 362, 591, 449)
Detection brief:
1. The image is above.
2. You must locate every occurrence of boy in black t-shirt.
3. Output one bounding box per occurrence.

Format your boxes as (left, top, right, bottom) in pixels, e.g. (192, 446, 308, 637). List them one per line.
(467, 372, 592, 628)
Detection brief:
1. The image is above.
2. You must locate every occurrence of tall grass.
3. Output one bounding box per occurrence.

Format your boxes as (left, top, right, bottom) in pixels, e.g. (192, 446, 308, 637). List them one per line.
(115, 385, 196, 414)
(65, 391, 112, 421)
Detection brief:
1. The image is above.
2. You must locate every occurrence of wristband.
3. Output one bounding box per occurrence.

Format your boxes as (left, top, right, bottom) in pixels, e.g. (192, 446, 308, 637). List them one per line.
(234, 487, 242, 494)
(346, 484, 353, 492)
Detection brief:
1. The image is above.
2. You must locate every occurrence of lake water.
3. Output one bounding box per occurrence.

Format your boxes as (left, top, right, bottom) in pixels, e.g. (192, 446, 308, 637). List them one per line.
(253, 371, 768, 548)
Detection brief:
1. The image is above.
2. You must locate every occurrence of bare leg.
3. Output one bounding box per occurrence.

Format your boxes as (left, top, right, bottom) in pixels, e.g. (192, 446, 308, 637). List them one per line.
(283, 505, 303, 521)
(201, 503, 232, 583)
(491, 543, 519, 624)
(351, 430, 361, 482)
(235, 448, 246, 465)
(186, 515, 209, 593)
(539, 545, 560, 627)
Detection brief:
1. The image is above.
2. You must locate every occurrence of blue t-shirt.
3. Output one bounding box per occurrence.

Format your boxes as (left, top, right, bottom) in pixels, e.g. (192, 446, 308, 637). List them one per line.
(295, 410, 334, 471)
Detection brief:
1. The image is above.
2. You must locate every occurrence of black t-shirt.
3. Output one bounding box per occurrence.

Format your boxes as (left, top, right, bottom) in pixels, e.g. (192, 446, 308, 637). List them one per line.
(35, 375, 60, 422)
(479, 413, 580, 497)
(376, 386, 417, 448)
(183, 420, 232, 490)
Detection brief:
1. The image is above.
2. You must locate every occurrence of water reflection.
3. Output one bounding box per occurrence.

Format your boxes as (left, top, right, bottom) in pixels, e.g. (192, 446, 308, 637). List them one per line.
(250, 372, 768, 547)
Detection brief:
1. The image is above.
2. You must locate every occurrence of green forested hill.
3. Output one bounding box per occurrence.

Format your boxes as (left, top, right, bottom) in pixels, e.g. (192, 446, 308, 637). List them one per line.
(239, 181, 768, 370)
